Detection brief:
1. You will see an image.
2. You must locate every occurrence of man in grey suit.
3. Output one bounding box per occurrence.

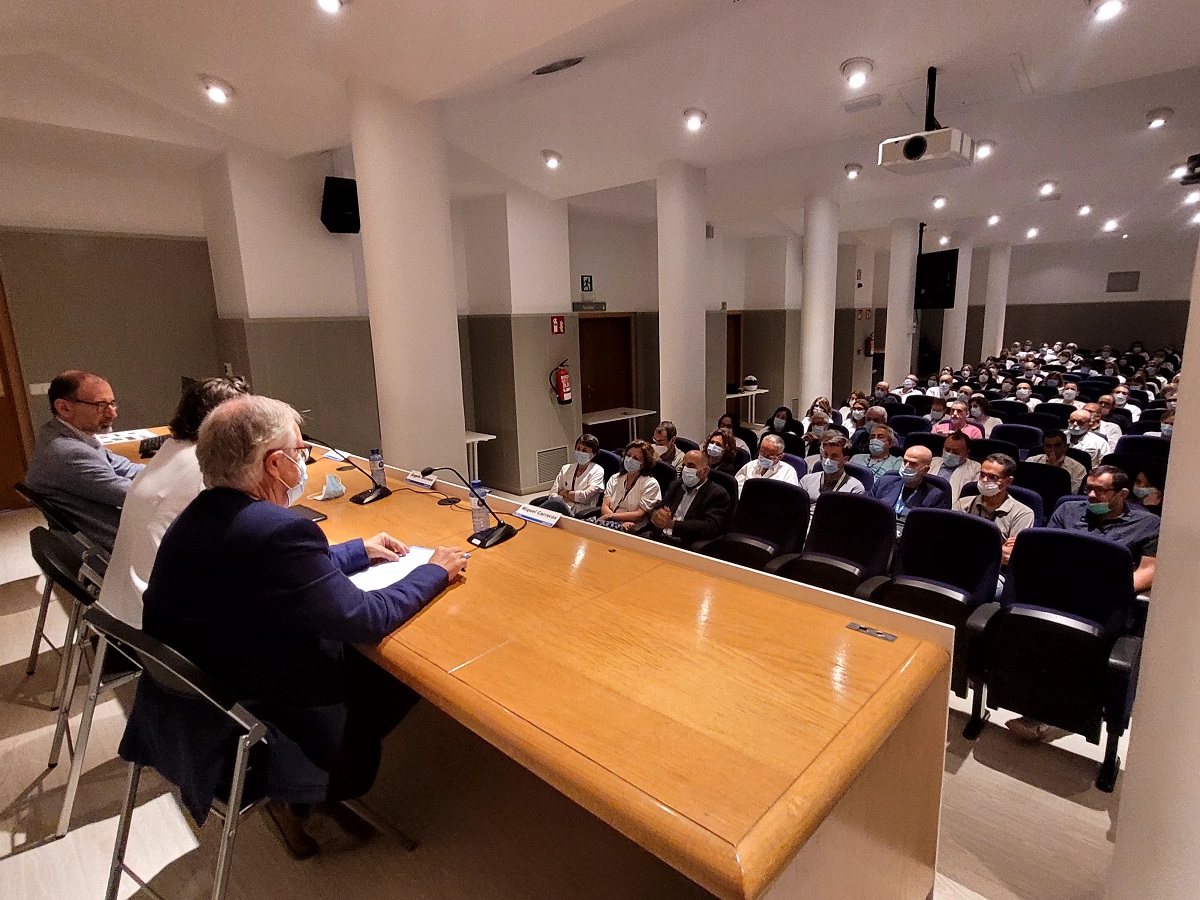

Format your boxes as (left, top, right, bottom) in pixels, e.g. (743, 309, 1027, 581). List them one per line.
(23, 370, 144, 550)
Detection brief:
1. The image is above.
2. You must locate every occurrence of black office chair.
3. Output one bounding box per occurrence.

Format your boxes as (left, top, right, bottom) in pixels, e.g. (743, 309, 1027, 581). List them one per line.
(592, 449, 622, 483)
(674, 437, 699, 453)
(693, 480, 809, 570)
(990, 400, 1030, 421)
(781, 431, 807, 457)
(1035, 402, 1076, 426)
(966, 438, 1021, 464)
(706, 470, 738, 534)
(733, 426, 759, 453)
(889, 415, 931, 437)
(842, 461, 874, 492)
(1126, 420, 1163, 436)
(733, 447, 751, 470)
(961, 530, 1140, 792)
(1137, 409, 1165, 427)
(1013, 412, 1062, 434)
(904, 432, 945, 456)
(650, 461, 677, 496)
(765, 493, 895, 595)
(781, 453, 807, 477)
(1115, 435, 1171, 458)
(1013, 461, 1073, 514)
(1064, 446, 1094, 473)
(905, 395, 934, 416)
(858, 508, 1001, 696)
(991, 424, 1043, 458)
(1100, 452, 1165, 487)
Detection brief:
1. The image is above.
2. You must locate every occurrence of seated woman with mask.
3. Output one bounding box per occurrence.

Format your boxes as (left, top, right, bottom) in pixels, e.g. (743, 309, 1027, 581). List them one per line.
(704, 430, 742, 476)
(761, 406, 801, 438)
(598, 440, 662, 531)
(715, 412, 751, 456)
(535, 433, 606, 516)
(801, 409, 832, 457)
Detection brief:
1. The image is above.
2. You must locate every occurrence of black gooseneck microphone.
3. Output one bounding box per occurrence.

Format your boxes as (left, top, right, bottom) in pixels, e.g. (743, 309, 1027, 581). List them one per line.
(421, 466, 517, 549)
(302, 433, 392, 505)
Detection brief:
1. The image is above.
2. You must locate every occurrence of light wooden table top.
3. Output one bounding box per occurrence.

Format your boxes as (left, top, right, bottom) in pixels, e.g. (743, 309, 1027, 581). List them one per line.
(108, 436, 948, 900)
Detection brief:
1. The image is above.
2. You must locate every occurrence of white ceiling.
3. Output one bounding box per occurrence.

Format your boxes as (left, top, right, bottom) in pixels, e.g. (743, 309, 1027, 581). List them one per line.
(2, 0, 1199, 243)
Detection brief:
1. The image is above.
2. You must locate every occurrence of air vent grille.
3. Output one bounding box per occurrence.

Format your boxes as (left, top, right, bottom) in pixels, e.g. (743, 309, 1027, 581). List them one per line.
(537, 445, 569, 483)
(1106, 271, 1140, 293)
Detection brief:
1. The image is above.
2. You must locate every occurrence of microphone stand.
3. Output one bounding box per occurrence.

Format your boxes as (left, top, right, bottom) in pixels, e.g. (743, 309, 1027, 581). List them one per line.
(301, 433, 392, 505)
(421, 466, 517, 549)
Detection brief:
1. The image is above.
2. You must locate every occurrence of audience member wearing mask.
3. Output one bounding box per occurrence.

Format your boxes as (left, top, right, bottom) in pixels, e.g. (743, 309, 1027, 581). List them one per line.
(1097, 394, 1133, 433)
(802, 409, 832, 456)
(651, 420, 686, 475)
(1110, 385, 1141, 422)
(871, 381, 892, 405)
(716, 413, 752, 456)
(932, 401, 984, 440)
(850, 424, 903, 479)
(801, 396, 837, 432)
(928, 373, 957, 400)
(537, 434, 607, 517)
(928, 431, 982, 503)
(869, 445, 951, 534)
(850, 405, 889, 455)
(1146, 410, 1174, 441)
(1067, 409, 1108, 467)
(705, 430, 742, 476)
(1025, 430, 1087, 493)
(954, 453, 1035, 568)
(839, 391, 868, 424)
(762, 406, 801, 439)
(969, 396, 1003, 438)
(645, 451, 731, 549)
(925, 397, 948, 426)
(1058, 382, 1085, 410)
(599, 440, 662, 531)
(1083, 402, 1121, 453)
(893, 375, 924, 401)
(1131, 462, 1166, 516)
(799, 435, 865, 503)
(1013, 381, 1040, 411)
(734, 433, 799, 496)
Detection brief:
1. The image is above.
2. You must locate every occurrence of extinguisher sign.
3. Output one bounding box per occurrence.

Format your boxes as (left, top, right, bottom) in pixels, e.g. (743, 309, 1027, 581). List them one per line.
(550, 315, 565, 334)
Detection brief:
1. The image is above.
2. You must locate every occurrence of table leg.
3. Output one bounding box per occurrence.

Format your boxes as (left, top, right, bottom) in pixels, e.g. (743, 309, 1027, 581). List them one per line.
(467, 442, 479, 482)
(748, 394, 756, 426)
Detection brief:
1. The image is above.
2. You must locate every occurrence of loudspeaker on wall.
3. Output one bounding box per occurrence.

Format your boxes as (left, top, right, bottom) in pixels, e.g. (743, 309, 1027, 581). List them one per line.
(320, 176, 360, 234)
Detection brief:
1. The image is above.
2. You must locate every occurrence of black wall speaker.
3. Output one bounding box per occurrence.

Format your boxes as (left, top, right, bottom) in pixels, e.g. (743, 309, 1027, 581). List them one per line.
(320, 176, 360, 234)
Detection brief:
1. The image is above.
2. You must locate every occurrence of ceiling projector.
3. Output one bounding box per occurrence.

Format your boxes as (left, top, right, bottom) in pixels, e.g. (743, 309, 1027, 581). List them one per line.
(879, 127, 975, 174)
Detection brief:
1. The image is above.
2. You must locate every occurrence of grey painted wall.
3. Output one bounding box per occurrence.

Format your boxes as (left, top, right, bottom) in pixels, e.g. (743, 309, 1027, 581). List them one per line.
(705, 311, 727, 431)
(466, 316, 520, 490)
(635, 312, 660, 419)
(0, 230, 221, 430)
(997, 299, 1190, 352)
(833, 308, 855, 402)
(741, 309, 785, 418)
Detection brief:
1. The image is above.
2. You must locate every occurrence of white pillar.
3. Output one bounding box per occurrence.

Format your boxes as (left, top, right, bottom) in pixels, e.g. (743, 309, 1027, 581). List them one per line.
(884, 219, 919, 384)
(940, 241, 973, 370)
(799, 196, 838, 404)
(656, 160, 708, 442)
(348, 79, 467, 472)
(981, 244, 1011, 361)
(1107, 235, 1200, 900)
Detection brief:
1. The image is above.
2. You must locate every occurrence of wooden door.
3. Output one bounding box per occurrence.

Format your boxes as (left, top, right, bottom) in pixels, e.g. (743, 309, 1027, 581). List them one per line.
(0, 272, 32, 509)
(578, 315, 635, 449)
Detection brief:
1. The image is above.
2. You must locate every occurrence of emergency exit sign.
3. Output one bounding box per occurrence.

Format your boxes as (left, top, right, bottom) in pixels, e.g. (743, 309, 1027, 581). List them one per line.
(580, 275, 593, 292)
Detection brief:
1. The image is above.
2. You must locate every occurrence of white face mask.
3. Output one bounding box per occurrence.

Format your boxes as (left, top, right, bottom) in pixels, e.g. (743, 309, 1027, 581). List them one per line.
(575, 450, 592, 465)
(1114, 394, 1128, 406)
(977, 479, 1002, 498)
(277, 451, 307, 507)
(681, 467, 701, 488)
(757, 455, 775, 470)
(1062, 389, 1077, 402)
(652, 444, 670, 458)
(970, 406, 982, 418)
(811, 424, 826, 437)
(1016, 388, 1031, 400)
(707, 442, 724, 458)
(929, 410, 944, 421)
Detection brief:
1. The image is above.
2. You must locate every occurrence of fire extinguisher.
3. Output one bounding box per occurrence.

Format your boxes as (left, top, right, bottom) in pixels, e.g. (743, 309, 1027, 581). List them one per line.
(550, 359, 573, 405)
(864, 333, 875, 356)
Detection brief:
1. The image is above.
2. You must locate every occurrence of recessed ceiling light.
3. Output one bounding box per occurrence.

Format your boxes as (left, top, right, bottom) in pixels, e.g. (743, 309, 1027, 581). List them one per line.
(975, 141, 995, 160)
(844, 163, 862, 180)
(1038, 180, 1059, 198)
(1089, 0, 1125, 22)
(1103, 219, 1119, 232)
(1192, 212, 1200, 225)
(532, 57, 584, 76)
(1185, 191, 1200, 205)
(1122, 233, 1129, 239)
(939, 236, 950, 246)
(841, 58, 874, 90)
(541, 150, 561, 170)
(1173, 165, 1188, 180)
(1026, 228, 1039, 239)
(1146, 107, 1173, 129)
(932, 195, 947, 209)
(1078, 205, 1092, 216)
(683, 108, 707, 132)
(317, 0, 347, 13)
(200, 75, 234, 105)
(987, 214, 1001, 226)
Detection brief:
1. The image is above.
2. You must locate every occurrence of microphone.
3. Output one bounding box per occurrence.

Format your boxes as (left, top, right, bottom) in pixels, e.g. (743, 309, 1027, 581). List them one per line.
(302, 433, 392, 505)
(421, 466, 517, 549)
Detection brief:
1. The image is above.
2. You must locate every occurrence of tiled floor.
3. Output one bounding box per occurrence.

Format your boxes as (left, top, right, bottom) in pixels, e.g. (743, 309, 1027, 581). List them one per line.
(0, 506, 1121, 899)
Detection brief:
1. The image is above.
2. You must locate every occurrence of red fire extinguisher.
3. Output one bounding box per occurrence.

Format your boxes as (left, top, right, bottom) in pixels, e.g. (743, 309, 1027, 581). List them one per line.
(550, 359, 573, 405)
(864, 333, 875, 356)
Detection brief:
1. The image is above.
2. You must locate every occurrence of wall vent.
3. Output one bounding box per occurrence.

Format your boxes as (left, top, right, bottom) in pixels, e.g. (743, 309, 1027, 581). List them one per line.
(1106, 271, 1140, 293)
(537, 445, 570, 483)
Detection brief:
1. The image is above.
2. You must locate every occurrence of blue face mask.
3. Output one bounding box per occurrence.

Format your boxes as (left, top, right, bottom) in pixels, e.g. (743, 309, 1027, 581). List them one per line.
(1132, 485, 1154, 499)
(707, 442, 724, 458)
(1161, 423, 1174, 437)
(869, 438, 886, 455)
(278, 451, 308, 507)
(821, 457, 840, 475)
(773, 416, 788, 431)
(575, 450, 592, 465)
(1087, 501, 1111, 516)
(900, 466, 920, 483)
(757, 455, 774, 470)
(941, 452, 963, 469)
(623, 455, 641, 474)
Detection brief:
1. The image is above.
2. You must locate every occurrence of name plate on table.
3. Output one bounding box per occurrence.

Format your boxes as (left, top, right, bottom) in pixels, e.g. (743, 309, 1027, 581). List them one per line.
(404, 470, 437, 489)
(515, 504, 562, 528)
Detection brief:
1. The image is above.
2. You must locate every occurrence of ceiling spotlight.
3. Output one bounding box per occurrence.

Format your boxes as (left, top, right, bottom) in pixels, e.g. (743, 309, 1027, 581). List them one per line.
(1192, 212, 1200, 225)
(1146, 107, 1173, 129)
(987, 214, 1001, 226)
(200, 76, 234, 105)
(844, 163, 862, 180)
(1089, 0, 1125, 22)
(1038, 180, 1059, 198)
(1103, 218, 1119, 232)
(1122, 233, 1129, 239)
(1078, 205, 1092, 216)
(841, 58, 874, 90)
(541, 150, 562, 170)
(683, 108, 707, 132)
(1173, 165, 1188, 180)
(932, 195, 947, 209)
(317, 0, 346, 12)
(939, 236, 950, 247)
(975, 140, 995, 160)
(1185, 191, 1200, 205)
(1026, 228, 1039, 239)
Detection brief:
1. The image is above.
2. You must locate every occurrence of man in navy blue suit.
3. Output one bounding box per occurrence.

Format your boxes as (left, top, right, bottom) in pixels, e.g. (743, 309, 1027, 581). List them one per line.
(132, 395, 468, 857)
(869, 444, 951, 534)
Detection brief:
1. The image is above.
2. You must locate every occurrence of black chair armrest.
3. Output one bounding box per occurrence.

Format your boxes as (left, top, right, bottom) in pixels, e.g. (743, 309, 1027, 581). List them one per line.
(1108, 634, 1142, 678)
(690, 538, 715, 555)
(962, 601, 1001, 679)
(1107, 634, 1143, 729)
(698, 534, 780, 570)
(575, 505, 602, 520)
(763, 553, 802, 576)
(787, 552, 866, 595)
(855, 574, 892, 601)
(965, 601, 1001, 638)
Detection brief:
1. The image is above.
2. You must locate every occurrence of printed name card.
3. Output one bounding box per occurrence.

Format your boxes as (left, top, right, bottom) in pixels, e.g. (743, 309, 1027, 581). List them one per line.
(404, 470, 438, 489)
(515, 504, 562, 528)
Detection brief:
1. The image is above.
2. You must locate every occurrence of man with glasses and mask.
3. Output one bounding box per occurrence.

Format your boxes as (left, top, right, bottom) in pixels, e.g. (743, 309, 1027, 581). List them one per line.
(23, 369, 145, 550)
(734, 433, 798, 495)
(953, 453, 1034, 567)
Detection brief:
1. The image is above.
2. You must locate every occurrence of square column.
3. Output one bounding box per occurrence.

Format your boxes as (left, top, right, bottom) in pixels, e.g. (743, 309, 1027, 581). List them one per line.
(981, 244, 1011, 360)
(940, 242, 973, 369)
(799, 197, 838, 404)
(884, 219, 919, 384)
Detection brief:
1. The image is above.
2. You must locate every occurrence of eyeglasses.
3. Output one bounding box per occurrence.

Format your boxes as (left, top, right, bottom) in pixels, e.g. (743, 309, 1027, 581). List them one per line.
(978, 473, 1006, 484)
(67, 397, 118, 411)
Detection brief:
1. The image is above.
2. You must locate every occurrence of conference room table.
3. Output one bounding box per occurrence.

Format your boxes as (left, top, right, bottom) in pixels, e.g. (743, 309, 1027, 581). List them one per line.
(111, 434, 953, 900)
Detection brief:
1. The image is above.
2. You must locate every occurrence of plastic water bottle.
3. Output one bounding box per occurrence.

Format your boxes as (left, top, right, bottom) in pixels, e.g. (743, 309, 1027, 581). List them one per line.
(470, 479, 489, 533)
(369, 448, 387, 487)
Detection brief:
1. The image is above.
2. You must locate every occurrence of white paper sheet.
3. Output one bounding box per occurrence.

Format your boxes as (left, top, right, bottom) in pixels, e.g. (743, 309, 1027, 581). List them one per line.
(97, 429, 159, 444)
(348, 547, 435, 591)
